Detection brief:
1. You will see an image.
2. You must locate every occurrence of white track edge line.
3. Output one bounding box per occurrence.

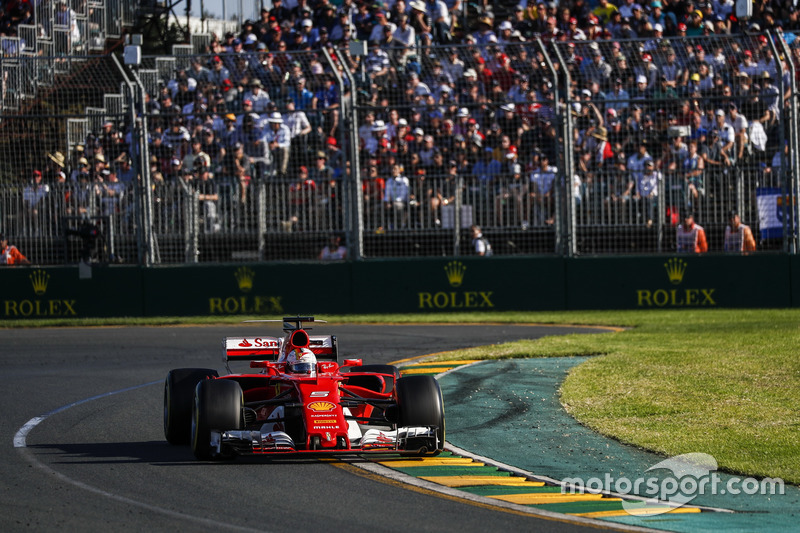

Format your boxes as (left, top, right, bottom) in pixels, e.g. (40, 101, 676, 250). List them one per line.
(13, 380, 268, 533)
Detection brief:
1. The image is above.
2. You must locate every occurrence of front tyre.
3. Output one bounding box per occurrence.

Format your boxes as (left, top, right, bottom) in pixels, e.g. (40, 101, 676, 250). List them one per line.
(191, 379, 243, 460)
(164, 368, 218, 445)
(396, 375, 446, 455)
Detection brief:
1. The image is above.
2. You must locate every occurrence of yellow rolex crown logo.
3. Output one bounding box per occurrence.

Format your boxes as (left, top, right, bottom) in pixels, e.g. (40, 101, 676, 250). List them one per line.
(30, 269, 50, 296)
(235, 266, 255, 292)
(444, 261, 467, 287)
(664, 258, 687, 285)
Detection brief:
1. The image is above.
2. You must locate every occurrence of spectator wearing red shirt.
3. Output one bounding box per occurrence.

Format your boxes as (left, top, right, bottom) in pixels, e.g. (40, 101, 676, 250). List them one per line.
(491, 53, 516, 93)
(288, 166, 317, 231)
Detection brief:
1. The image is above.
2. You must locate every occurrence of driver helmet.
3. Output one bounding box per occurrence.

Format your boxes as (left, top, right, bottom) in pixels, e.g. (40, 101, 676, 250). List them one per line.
(285, 347, 317, 376)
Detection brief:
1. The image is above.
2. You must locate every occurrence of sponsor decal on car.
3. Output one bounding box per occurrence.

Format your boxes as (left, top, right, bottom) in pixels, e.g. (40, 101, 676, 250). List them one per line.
(307, 401, 336, 412)
(375, 432, 393, 443)
(254, 338, 279, 347)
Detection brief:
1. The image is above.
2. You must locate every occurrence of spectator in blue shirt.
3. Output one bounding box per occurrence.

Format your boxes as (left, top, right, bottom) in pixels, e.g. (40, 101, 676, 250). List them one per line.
(288, 77, 315, 110)
(314, 75, 340, 138)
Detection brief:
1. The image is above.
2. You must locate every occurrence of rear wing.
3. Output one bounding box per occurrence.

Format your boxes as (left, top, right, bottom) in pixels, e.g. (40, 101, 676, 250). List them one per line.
(308, 335, 338, 362)
(223, 335, 338, 363)
(223, 337, 282, 362)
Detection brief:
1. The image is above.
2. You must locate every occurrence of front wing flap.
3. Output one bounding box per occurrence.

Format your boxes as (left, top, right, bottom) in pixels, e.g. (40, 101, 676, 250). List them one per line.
(215, 425, 442, 456)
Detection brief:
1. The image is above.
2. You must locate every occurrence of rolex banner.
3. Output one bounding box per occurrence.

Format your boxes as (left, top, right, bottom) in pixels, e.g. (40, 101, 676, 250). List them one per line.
(351, 257, 565, 313)
(0, 267, 143, 318)
(0, 257, 797, 318)
(756, 187, 789, 240)
(566, 255, 791, 309)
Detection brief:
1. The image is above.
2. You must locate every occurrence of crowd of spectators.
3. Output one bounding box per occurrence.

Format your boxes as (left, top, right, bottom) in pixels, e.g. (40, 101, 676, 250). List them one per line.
(14, 0, 800, 251)
(1, 0, 88, 53)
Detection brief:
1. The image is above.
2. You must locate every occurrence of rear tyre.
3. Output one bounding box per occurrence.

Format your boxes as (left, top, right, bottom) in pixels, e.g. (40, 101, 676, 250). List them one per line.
(396, 375, 446, 455)
(163, 368, 218, 445)
(344, 364, 401, 393)
(191, 379, 243, 460)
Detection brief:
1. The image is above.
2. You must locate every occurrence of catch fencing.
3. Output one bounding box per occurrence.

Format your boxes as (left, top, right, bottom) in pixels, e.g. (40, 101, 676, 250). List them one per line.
(0, 31, 797, 265)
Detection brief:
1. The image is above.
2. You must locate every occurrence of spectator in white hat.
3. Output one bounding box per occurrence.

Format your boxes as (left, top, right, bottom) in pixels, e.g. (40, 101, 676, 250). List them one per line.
(265, 112, 291, 176)
(632, 74, 651, 101)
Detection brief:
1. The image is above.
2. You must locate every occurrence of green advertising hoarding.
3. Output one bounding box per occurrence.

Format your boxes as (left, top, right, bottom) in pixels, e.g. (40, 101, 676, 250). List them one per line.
(566, 255, 792, 309)
(0, 265, 143, 319)
(0, 255, 794, 319)
(141, 263, 352, 317)
(351, 257, 566, 313)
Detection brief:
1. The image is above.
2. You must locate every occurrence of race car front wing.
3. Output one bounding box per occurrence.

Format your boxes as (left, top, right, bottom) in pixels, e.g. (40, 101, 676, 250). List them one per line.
(216, 425, 441, 456)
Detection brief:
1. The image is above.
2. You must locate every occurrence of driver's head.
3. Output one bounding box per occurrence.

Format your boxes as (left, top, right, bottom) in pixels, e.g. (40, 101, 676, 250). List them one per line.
(285, 347, 317, 376)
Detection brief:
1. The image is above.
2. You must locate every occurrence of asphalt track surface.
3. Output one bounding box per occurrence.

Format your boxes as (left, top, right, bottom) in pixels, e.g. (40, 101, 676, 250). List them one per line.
(4, 323, 615, 533)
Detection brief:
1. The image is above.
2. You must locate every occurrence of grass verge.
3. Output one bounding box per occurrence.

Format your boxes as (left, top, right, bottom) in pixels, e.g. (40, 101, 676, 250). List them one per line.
(6, 309, 798, 483)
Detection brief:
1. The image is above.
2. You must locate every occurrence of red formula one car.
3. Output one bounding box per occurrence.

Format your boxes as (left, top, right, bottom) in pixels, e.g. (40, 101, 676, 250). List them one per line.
(163, 317, 445, 460)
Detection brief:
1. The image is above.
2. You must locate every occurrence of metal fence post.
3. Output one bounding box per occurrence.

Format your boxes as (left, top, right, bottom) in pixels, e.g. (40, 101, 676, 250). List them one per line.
(119, 54, 158, 265)
(257, 182, 267, 260)
(548, 40, 575, 257)
(328, 47, 363, 261)
(774, 32, 799, 253)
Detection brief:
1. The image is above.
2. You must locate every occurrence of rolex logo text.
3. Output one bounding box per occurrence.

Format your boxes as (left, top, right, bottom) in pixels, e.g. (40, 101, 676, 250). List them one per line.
(3, 269, 78, 317)
(208, 267, 284, 314)
(636, 259, 716, 307)
(418, 261, 494, 309)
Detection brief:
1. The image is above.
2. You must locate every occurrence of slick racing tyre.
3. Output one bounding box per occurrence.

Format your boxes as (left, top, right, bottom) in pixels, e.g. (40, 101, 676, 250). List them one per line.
(396, 375, 446, 455)
(191, 379, 243, 460)
(344, 364, 401, 393)
(163, 368, 218, 445)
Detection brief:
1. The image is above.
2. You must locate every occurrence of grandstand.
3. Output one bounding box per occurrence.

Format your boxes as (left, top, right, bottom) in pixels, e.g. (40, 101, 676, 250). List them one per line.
(0, 0, 797, 264)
